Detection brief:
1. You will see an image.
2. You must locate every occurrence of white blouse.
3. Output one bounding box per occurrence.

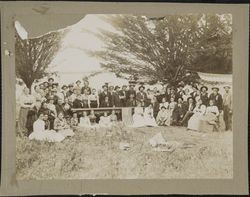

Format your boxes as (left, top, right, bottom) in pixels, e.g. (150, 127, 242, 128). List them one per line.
(193, 104, 206, 115)
(205, 106, 219, 116)
(159, 102, 169, 109)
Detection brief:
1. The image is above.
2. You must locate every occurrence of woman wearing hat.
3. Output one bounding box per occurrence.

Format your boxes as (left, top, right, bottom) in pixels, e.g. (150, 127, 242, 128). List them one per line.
(200, 86, 209, 106)
(136, 85, 147, 107)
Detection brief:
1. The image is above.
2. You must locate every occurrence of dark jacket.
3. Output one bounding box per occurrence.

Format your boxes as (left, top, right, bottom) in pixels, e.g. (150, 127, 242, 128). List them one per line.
(73, 99, 83, 108)
(112, 92, 122, 107)
(209, 93, 223, 110)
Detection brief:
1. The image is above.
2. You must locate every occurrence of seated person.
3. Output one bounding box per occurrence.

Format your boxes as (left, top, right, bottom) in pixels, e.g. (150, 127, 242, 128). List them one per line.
(70, 112, 79, 128)
(44, 113, 51, 130)
(100, 96, 112, 107)
(29, 112, 65, 142)
(171, 97, 185, 126)
(187, 99, 206, 131)
(73, 95, 83, 108)
(159, 97, 169, 110)
(156, 106, 171, 126)
(180, 97, 195, 126)
(79, 111, 92, 128)
(109, 110, 118, 124)
(89, 110, 97, 125)
(200, 99, 220, 131)
(99, 112, 112, 128)
(54, 112, 75, 137)
(144, 103, 158, 127)
(131, 107, 145, 127)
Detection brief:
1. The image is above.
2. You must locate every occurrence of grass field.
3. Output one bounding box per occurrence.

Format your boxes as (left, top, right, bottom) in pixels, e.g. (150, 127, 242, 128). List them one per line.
(16, 125, 233, 180)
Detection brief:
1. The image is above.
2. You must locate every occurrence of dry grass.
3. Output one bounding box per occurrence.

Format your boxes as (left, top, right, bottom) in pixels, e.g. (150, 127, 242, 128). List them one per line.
(16, 124, 233, 180)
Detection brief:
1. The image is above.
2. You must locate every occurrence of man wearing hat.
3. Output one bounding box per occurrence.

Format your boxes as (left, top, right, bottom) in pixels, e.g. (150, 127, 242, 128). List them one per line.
(99, 84, 112, 107)
(112, 86, 122, 107)
(81, 80, 91, 95)
(176, 84, 185, 100)
(223, 85, 232, 131)
(66, 84, 74, 97)
(200, 86, 209, 106)
(126, 84, 136, 101)
(190, 85, 199, 99)
(119, 85, 128, 107)
(136, 85, 147, 107)
(209, 87, 223, 111)
(48, 77, 54, 86)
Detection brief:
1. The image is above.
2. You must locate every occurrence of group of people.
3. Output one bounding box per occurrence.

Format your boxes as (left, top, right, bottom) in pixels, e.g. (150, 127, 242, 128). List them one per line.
(16, 77, 232, 142)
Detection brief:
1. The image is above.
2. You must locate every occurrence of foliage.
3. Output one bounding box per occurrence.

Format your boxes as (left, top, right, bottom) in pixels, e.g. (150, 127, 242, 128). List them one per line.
(88, 14, 232, 85)
(15, 29, 67, 89)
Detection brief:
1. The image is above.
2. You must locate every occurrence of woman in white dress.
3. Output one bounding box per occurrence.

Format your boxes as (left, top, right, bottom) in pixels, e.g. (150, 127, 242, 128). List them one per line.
(54, 112, 75, 137)
(99, 112, 112, 128)
(144, 103, 158, 127)
(79, 111, 92, 128)
(29, 113, 65, 142)
(159, 97, 169, 110)
(187, 99, 206, 131)
(169, 97, 177, 121)
(131, 107, 145, 127)
(156, 106, 171, 126)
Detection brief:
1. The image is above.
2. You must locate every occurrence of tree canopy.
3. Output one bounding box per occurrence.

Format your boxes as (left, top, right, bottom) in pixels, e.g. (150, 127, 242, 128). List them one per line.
(15, 29, 67, 89)
(88, 14, 232, 85)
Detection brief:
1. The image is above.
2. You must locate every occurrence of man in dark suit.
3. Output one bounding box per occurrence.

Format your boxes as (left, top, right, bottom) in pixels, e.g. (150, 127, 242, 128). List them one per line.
(209, 87, 223, 111)
(81, 80, 91, 95)
(190, 85, 199, 99)
(180, 97, 195, 126)
(126, 84, 136, 100)
(176, 84, 185, 100)
(99, 85, 112, 106)
(119, 85, 128, 107)
(112, 86, 122, 107)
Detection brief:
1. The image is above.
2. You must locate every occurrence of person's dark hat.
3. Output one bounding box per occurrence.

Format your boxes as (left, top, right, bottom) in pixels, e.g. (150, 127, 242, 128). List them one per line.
(200, 86, 208, 91)
(160, 106, 167, 109)
(102, 84, 108, 89)
(48, 85, 53, 89)
(223, 85, 231, 89)
(76, 80, 81, 84)
(187, 97, 194, 101)
(52, 82, 59, 86)
(68, 83, 74, 87)
(43, 81, 49, 85)
(129, 84, 135, 87)
(122, 85, 127, 88)
(138, 85, 145, 90)
(48, 77, 54, 82)
(61, 85, 68, 90)
(114, 86, 120, 90)
(178, 84, 184, 88)
(170, 86, 176, 91)
(212, 87, 219, 91)
(192, 85, 198, 90)
(39, 83, 44, 87)
(178, 97, 183, 101)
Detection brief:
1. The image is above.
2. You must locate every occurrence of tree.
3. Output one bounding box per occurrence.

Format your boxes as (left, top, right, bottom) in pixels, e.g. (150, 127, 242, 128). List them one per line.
(88, 14, 232, 85)
(15, 28, 67, 90)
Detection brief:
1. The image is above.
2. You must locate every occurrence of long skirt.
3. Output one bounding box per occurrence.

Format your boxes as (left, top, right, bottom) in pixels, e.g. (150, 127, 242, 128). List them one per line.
(58, 128, 75, 137)
(144, 115, 158, 127)
(187, 114, 203, 131)
(29, 130, 65, 142)
(131, 114, 145, 127)
(18, 107, 30, 135)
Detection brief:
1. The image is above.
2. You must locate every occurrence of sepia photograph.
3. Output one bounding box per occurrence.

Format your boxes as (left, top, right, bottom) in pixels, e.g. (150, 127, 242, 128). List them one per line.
(15, 13, 233, 180)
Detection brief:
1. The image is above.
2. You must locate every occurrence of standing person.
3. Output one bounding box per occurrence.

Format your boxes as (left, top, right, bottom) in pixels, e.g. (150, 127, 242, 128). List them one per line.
(26, 99, 42, 135)
(146, 88, 154, 105)
(165, 86, 172, 102)
(69, 88, 78, 105)
(38, 102, 55, 130)
(126, 84, 136, 100)
(190, 85, 199, 99)
(169, 96, 177, 123)
(74, 80, 82, 93)
(170, 87, 177, 101)
(176, 84, 185, 100)
(151, 96, 160, 119)
(99, 84, 112, 106)
(112, 86, 122, 107)
(159, 97, 169, 110)
(200, 86, 209, 106)
(209, 87, 223, 111)
(82, 89, 89, 108)
(58, 85, 68, 101)
(126, 94, 137, 107)
(66, 84, 74, 97)
(182, 88, 191, 103)
(47, 98, 57, 118)
(18, 87, 35, 135)
(88, 88, 99, 108)
(81, 80, 91, 95)
(136, 85, 147, 107)
(119, 85, 128, 107)
(48, 77, 54, 87)
(223, 86, 232, 131)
